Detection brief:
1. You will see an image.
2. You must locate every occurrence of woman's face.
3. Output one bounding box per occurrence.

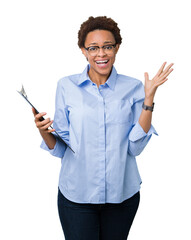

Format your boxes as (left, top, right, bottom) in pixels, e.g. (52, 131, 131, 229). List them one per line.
(81, 30, 119, 79)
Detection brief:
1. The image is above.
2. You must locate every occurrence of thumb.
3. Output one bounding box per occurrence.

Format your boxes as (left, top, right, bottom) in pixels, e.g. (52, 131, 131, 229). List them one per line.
(32, 107, 37, 116)
(144, 72, 149, 83)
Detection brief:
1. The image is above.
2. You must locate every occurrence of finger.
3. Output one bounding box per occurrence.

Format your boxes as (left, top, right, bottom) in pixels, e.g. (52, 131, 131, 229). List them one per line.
(159, 67, 174, 80)
(34, 112, 47, 122)
(160, 63, 174, 78)
(36, 118, 52, 128)
(47, 128, 56, 133)
(144, 72, 149, 82)
(32, 107, 37, 116)
(156, 78, 168, 87)
(38, 120, 53, 131)
(155, 62, 167, 77)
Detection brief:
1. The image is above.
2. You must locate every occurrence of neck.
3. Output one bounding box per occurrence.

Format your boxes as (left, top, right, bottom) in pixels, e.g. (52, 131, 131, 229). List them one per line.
(88, 68, 111, 88)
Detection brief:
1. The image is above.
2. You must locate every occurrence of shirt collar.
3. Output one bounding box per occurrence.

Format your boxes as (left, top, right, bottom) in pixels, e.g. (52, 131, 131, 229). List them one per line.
(77, 64, 117, 90)
(105, 66, 117, 90)
(77, 65, 90, 85)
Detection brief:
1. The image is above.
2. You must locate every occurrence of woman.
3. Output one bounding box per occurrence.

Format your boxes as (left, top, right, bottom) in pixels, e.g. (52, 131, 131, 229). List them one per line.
(33, 16, 173, 240)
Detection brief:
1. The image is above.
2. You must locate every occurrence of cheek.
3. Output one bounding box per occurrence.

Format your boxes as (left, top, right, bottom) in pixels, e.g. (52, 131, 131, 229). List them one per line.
(110, 55, 116, 64)
(87, 57, 95, 63)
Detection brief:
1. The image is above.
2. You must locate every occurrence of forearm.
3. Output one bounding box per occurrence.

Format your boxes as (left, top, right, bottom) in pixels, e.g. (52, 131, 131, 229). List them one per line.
(140, 62, 174, 133)
(128, 95, 157, 156)
(138, 97, 154, 133)
(39, 130, 56, 150)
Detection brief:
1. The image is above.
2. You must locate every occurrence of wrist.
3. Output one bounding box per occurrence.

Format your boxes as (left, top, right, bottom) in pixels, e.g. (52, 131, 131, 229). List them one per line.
(142, 101, 155, 112)
(144, 96, 154, 106)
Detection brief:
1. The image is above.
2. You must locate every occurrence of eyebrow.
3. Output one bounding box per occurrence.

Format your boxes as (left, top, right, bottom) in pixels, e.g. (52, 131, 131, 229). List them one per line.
(87, 41, 113, 46)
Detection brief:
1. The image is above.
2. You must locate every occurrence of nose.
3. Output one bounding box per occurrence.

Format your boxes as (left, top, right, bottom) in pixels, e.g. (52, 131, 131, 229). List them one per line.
(97, 47, 106, 57)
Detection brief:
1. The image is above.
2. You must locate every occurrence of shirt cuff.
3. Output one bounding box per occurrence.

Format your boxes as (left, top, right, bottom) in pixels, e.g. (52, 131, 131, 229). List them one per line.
(40, 138, 66, 158)
(129, 121, 158, 142)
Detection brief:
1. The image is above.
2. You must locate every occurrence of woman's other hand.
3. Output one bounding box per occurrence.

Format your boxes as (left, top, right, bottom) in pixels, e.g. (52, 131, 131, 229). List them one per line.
(144, 62, 174, 102)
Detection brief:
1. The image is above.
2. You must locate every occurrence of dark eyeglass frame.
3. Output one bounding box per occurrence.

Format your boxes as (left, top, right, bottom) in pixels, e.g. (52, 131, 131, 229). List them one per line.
(84, 44, 117, 52)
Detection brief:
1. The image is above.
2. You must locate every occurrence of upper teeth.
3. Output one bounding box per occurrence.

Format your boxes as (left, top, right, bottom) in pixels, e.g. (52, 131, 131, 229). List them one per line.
(96, 60, 108, 64)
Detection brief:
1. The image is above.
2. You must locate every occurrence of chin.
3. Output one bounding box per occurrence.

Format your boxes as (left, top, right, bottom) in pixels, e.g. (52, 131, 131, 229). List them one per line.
(92, 63, 113, 77)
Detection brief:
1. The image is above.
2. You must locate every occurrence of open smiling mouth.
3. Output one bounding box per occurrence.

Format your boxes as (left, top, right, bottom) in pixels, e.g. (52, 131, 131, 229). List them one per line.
(95, 60, 109, 65)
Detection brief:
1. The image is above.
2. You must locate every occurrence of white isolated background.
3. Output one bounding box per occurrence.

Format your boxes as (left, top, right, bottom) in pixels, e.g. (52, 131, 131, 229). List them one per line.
(0, 0, 190, 239)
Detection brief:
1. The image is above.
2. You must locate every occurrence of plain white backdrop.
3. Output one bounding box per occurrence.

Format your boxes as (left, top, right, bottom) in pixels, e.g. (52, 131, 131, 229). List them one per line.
(1, 0, 190, 239)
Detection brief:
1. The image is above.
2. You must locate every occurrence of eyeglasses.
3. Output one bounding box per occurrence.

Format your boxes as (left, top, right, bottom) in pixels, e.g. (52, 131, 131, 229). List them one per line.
(85, 44, 117, 56)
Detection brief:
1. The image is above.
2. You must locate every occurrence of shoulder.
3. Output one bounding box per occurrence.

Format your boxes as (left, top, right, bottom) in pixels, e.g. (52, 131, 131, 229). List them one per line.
(58, 73, 81, 84)
(115, 73, 145, 102)
(57, 73, 82, 89)
(116, 73, 144, 93)
(117, 73, 143, 86)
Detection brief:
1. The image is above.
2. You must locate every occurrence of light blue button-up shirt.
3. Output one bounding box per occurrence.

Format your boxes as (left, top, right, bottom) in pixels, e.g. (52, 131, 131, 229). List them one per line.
(41, 65, 157, 203)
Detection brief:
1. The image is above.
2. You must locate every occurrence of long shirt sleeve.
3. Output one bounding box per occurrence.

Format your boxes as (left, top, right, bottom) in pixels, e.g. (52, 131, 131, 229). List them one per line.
(128, 81, 158, 156)
(40, 80, 69, 158)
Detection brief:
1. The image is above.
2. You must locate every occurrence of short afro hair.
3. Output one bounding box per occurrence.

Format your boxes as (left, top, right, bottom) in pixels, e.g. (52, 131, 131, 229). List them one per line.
(78, 16, 122, 48)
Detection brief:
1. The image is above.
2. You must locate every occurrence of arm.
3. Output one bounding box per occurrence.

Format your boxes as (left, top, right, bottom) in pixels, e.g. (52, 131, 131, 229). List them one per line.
(32, 79, 69, 158)
(138, 62, 174, 133)
(128, 62, 174, 156)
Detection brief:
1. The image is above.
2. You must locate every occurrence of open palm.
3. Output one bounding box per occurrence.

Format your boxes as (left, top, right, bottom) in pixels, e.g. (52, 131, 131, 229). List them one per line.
(144, 62, 174, 99)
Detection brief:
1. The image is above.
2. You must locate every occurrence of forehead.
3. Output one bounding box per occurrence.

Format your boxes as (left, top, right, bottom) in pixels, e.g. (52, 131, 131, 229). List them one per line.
(85, 30, 115, 45)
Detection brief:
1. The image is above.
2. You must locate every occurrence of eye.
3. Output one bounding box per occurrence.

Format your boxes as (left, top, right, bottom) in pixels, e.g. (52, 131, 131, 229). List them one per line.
(88, 46, 98, 52)
(103, 45, 113, 50)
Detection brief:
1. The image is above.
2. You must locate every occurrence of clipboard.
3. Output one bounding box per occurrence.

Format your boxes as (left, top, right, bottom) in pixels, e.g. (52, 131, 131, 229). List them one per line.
(17, 85, 75, 153)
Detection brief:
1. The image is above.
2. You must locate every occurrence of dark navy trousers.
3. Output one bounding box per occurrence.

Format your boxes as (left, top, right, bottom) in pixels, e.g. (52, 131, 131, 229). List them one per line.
(57, 189, 140, 240)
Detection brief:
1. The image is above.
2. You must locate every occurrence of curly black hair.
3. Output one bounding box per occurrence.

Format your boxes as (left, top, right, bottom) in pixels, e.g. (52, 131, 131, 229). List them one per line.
(78, 16, 122, 48)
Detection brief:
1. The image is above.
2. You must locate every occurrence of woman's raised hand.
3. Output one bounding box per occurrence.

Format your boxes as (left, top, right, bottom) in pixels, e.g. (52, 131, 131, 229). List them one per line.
(32, 107, 55, 133)
(144, 62, 174, 100)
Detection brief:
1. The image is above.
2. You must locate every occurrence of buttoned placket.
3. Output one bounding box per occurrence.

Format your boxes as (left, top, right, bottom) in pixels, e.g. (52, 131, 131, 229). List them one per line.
(92, 83, 106, 203)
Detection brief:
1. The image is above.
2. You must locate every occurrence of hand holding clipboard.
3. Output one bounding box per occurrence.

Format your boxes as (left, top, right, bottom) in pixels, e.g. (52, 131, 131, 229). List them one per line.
(17, 85, 75, 153)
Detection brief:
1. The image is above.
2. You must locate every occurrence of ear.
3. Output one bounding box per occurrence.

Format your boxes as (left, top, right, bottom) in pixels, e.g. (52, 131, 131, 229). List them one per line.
(81, 48, 88, 61)
(115, 44, 120, 54)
